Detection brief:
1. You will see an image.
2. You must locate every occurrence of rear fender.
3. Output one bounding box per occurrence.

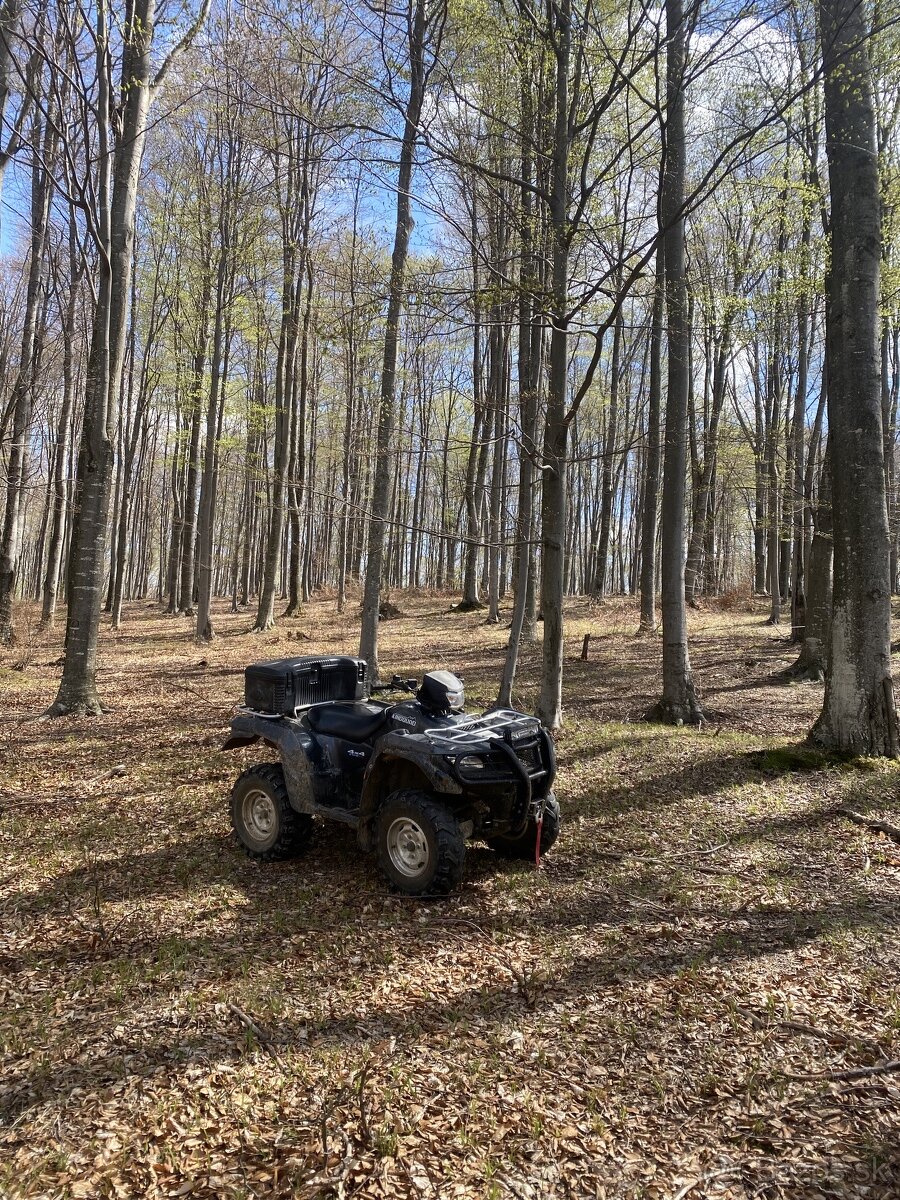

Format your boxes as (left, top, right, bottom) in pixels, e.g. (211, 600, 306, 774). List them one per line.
(357, 745, 462, 851)
(222, 711, 317, 815)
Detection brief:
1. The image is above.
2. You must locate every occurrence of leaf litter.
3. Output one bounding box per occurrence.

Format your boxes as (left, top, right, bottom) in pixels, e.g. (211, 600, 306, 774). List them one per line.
(1, 594, 899, 1198)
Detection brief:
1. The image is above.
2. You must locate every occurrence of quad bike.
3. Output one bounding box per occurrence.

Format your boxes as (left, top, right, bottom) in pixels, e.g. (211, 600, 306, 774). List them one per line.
(223, 655, 560, 895)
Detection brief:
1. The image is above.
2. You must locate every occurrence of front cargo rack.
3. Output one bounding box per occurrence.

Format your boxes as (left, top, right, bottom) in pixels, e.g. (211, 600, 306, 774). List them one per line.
(422, 709, 542, 751)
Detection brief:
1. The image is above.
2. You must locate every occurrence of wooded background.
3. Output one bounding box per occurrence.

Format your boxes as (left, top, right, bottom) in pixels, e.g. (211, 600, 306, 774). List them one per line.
(0, 0, 898, 747)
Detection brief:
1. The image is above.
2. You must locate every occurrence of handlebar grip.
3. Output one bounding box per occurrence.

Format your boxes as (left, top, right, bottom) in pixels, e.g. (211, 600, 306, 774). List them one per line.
(371, 676, 419, 695)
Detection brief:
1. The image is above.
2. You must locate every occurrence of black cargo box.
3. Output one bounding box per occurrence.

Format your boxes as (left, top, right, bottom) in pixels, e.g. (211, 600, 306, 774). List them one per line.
(244, 656, 368, 715)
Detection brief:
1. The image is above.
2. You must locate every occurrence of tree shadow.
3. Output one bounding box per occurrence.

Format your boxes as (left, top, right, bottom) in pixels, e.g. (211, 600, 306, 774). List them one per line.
(3, 871, 894, 1127)
(727, 774, 900, 854)
(563, 741, 896, 825)
(563, 750, 796, 818)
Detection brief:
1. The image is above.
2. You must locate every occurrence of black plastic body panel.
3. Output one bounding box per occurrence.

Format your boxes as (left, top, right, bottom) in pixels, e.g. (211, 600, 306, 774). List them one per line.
(223, 710, 326, 818)
(244, 656, 367, 715)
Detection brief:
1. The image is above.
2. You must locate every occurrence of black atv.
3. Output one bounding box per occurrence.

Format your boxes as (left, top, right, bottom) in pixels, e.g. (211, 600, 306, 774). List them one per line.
(223, 655, 559, 895)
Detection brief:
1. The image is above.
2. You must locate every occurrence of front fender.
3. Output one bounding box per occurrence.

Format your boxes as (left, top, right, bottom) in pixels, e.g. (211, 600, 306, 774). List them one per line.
(356, 734, 462, 850)
(222, 711, 317, 815)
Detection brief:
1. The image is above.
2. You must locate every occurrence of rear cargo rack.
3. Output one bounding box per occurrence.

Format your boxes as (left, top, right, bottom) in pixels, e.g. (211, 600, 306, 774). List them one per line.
(235, 705, 283, 720)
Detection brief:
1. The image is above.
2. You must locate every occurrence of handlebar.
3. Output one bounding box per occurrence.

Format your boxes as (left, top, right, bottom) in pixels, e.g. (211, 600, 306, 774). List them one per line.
(370, 674, 418, 695)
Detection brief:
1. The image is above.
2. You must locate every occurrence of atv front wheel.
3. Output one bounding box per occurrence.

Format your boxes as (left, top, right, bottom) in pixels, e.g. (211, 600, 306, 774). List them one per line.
(231, 764, 313, 861)
(487, 794, 561, 860)
(376, 790, 465, 896)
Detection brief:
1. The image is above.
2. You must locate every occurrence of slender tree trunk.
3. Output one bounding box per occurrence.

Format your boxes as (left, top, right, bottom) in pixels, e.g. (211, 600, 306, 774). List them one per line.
(790, 245, 812, 642)
(647, 0, 702, 725)
(751, 353, 767, 593)
(177, 291, 211, 616)
(684, 330, 730, 603)
(486, 323, 507, 623)
(196, 255, 232, 642)
(285, 264, 314, 617)
(593, 311, 623, 597)
(255, 252, 303, 631)
(460, 204, 486, 611)
(765, 333, 783, 624)
(40, 245, 78, 628)
(0, 0, 25, 227)
(165, 395, 185, 614)
(0, 113, 52, 642)
(112, 256, 160, 629)
(536, 0, 570, 731)
(359, 0, 433, 679)
(639, 250, 664, 632)
(789, 440, 831, 682)
(498, 27, 538, 705)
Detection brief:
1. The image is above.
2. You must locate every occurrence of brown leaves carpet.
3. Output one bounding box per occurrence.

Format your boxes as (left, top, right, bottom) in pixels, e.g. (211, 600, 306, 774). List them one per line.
(1, 595, 899, 1199)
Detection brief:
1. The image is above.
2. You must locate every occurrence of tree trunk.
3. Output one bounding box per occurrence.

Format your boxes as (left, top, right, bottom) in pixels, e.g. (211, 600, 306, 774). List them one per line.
(49, 0, 156, 715)
(112, 251, 160, 629)
(195, 253, 232, 642)
(788, 440, 832, 682)
(40, 239, 79, 629)
(811, 0, 898, 756)
(639, 250, 664, 632)
(255, 252, 304, 631)
(359, 0, 432, 680)
(752, 366, 767, 593)
(593, 311, 622, 597)
(165, 391, 185, 613)
(535, 0, 571, 732)
(498, 32, 539, 705)
(460, 204, 487, 611)
(177, 287, 211, 616)
(486, 321, 508, 623)
(684, 328, 730, 603)
(0, 112, 53, 642)
(647, 0, 702, 726)
(790, 229, 812, 642)
(0, 0, 25, 227)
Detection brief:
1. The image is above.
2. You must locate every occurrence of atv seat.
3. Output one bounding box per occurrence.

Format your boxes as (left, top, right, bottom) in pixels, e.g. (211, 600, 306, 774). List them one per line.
(307, 702, 388, 742)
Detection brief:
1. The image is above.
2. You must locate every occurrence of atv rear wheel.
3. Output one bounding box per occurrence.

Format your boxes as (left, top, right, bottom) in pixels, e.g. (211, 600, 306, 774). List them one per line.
(376, 790, 465, 896)
(487, 794, 561, 860)
(231, 764, 313, 861)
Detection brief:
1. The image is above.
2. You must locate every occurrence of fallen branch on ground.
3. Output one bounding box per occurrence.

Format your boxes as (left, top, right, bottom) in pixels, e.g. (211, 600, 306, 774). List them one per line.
(670, 841, 729, 859)
(226, 1001, 286, 1067)
(171, 681, 231, 709)
(596, 848, 753, 880)
(434, 918, 542, 1008)
(781, 1059, 900, 1082)
(735, 1006, 886, 1053)
(839, 808, 900, 844)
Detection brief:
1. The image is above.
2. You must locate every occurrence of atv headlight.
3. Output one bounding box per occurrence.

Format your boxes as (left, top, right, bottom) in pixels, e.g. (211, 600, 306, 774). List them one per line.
(457, 754, 485, 772)
(419, 671, 465, 714)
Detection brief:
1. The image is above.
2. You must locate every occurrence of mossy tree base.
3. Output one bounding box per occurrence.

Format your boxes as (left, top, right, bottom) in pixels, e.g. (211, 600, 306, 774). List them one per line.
(451, 598, 485, 613)
(644, 695, 705, 727)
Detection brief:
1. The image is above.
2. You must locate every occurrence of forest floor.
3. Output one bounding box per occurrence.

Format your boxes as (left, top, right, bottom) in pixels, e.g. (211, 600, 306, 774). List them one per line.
(1, 593, 900, 1200)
